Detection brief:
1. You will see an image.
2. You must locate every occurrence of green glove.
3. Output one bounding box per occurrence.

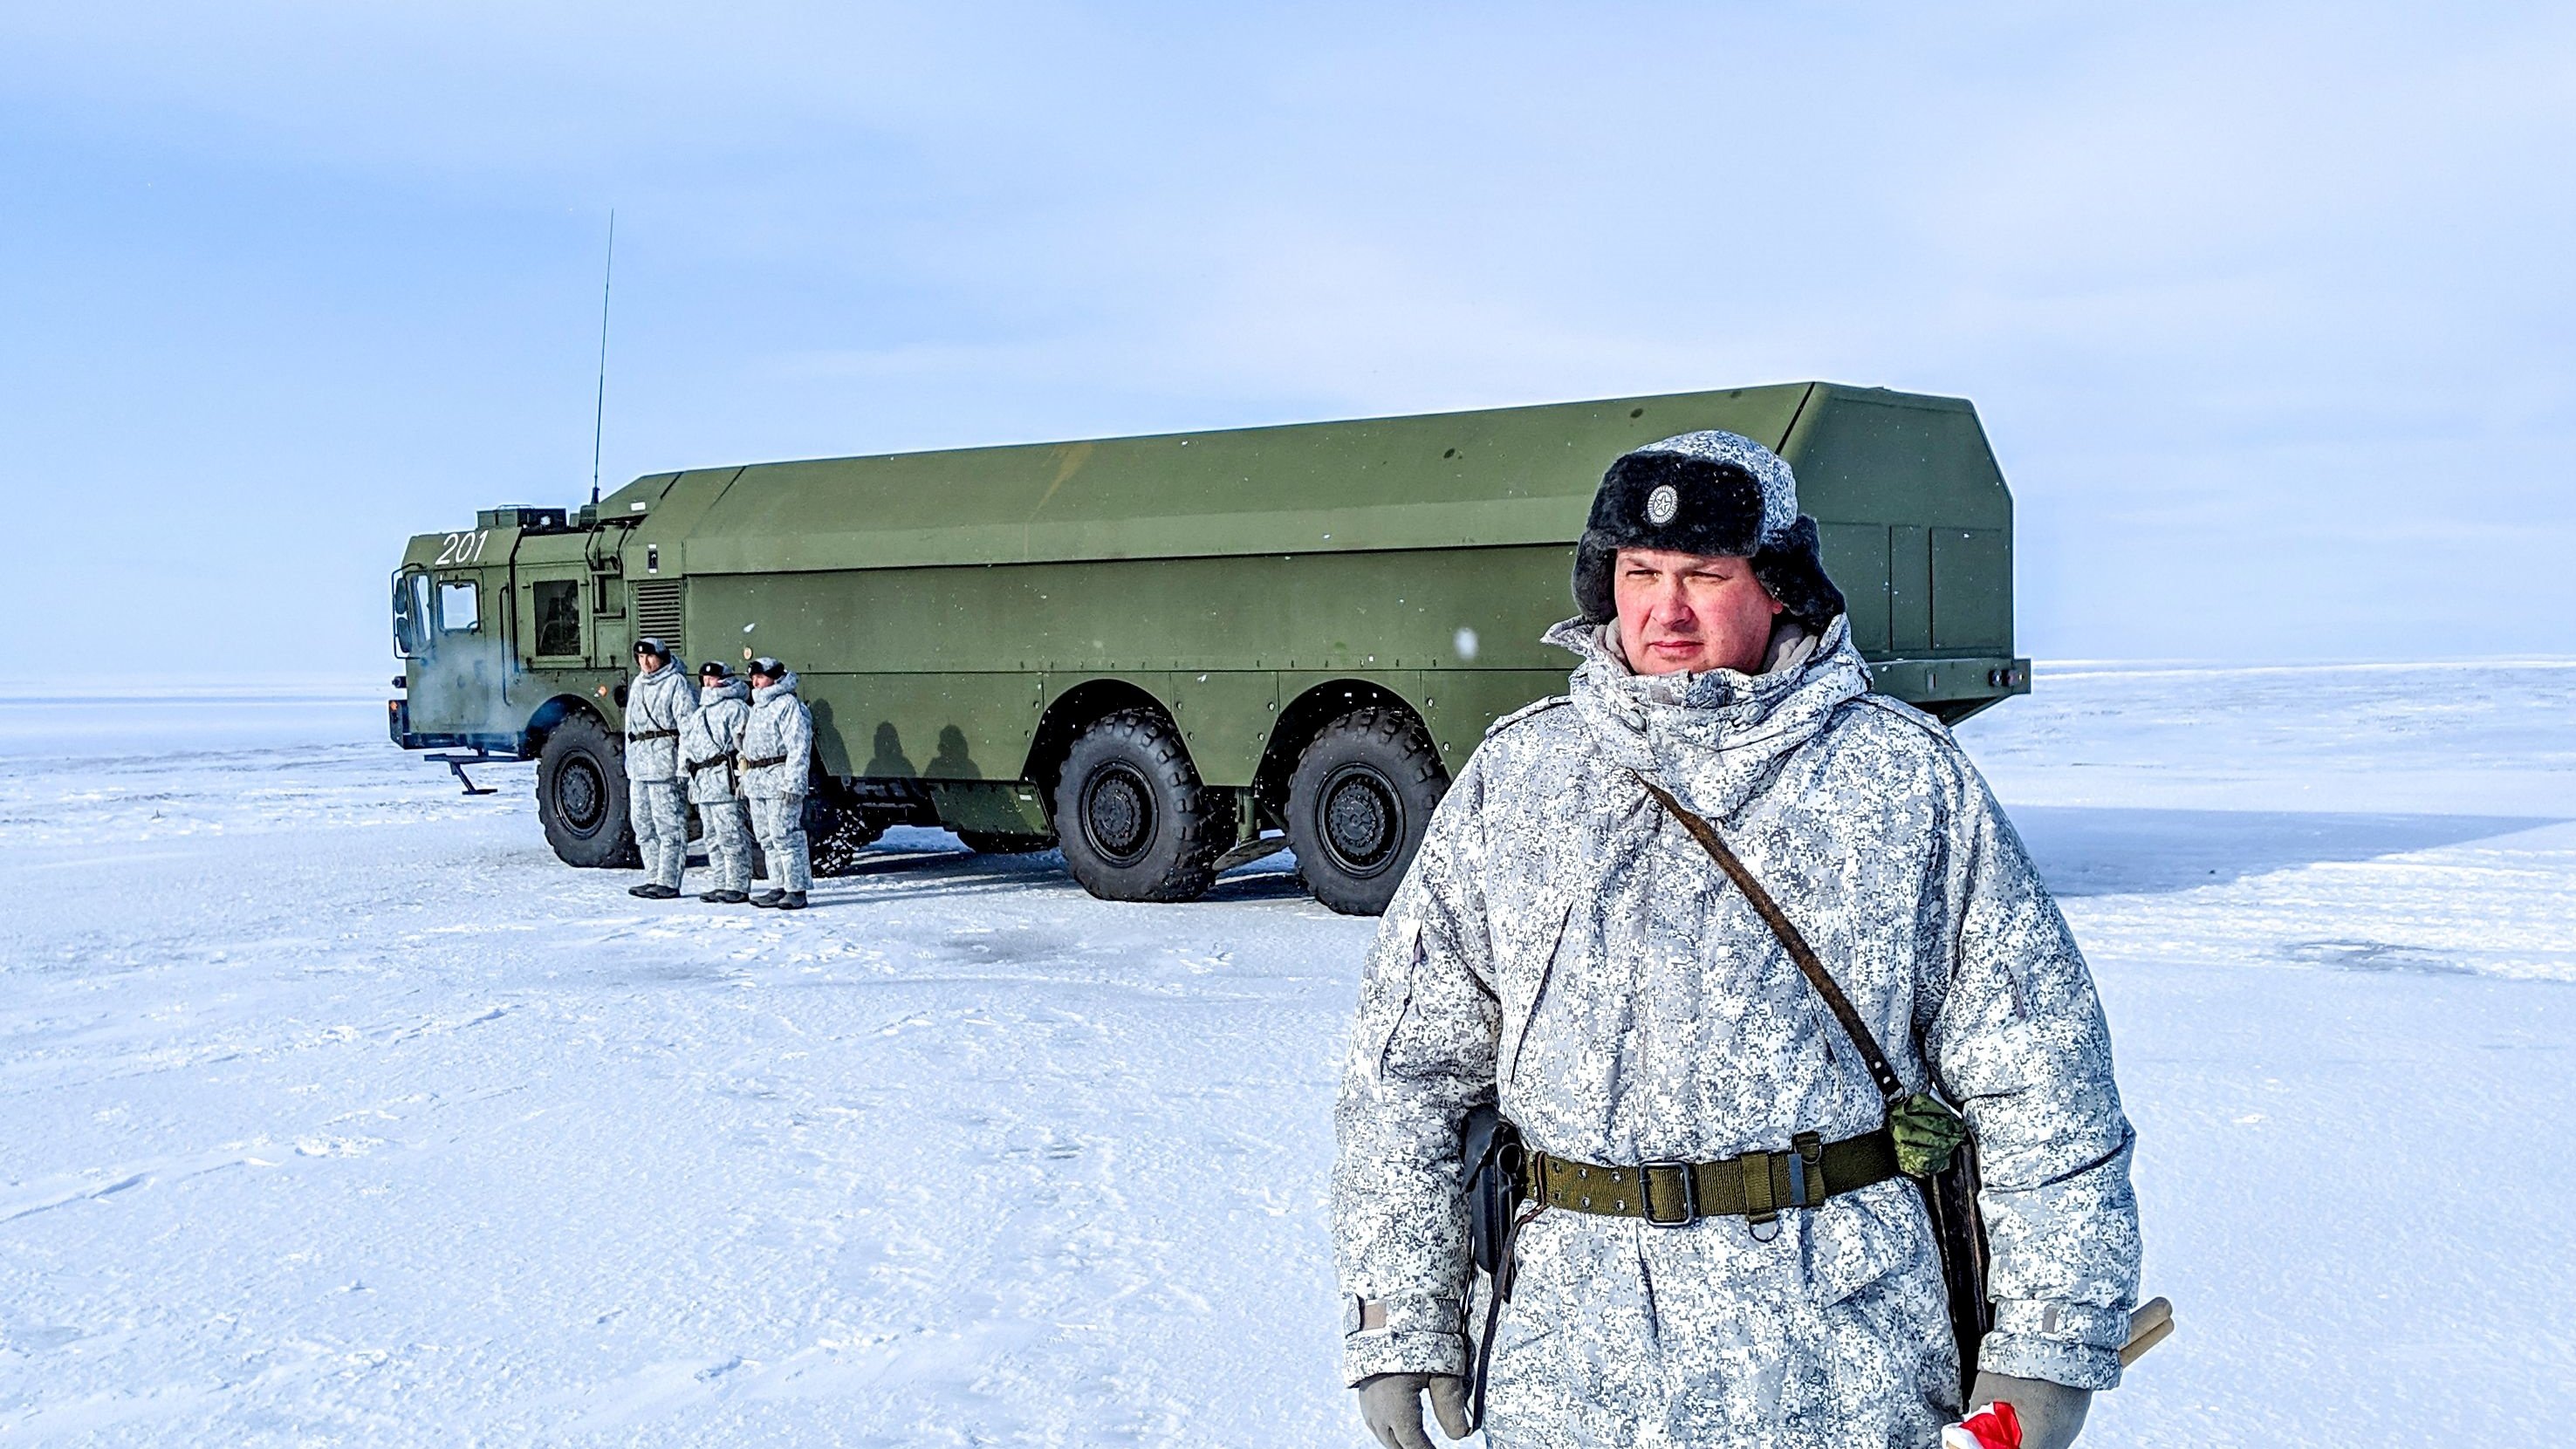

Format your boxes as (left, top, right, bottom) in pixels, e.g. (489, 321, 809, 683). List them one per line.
(1889, 1090, 1972, 1178)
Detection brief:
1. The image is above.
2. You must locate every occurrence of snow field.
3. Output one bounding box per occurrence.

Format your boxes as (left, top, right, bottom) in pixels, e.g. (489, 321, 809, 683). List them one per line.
(2, 661, 2573, 1445)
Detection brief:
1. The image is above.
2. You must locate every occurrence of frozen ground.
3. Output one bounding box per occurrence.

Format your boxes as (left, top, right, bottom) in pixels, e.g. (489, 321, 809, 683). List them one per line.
(2, 662, 2573, 1446)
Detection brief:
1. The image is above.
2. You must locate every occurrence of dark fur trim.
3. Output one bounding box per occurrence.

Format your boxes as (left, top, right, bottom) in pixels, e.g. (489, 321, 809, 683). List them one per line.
(1588, 453, 1770, 560)
(1749, 516, 1846, 632)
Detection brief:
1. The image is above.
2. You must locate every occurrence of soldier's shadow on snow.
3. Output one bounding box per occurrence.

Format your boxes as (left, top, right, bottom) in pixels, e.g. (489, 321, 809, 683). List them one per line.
(2011, 806, 2565, 897)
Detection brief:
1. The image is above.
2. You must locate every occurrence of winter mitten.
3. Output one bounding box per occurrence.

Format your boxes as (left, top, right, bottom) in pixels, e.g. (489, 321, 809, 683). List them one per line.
(1354, 1372, 1470, 1449)
(1958, 1372, 2093, 1449)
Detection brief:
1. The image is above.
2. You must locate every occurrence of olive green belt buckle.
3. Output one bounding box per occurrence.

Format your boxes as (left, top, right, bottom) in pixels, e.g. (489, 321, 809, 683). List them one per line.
(1641, 1161, 1696, 1227)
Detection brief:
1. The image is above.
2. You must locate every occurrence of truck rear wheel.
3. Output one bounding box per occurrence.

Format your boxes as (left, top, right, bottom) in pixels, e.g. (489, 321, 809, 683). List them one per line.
(1052, 709, 1233, 902)
(537, 714, 640, 868)
(1286, 707, 1448, 916)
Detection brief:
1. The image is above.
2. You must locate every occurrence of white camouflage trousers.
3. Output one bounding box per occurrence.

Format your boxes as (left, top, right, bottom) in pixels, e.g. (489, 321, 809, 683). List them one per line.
(750, 793, 811, 893)
(630, 781, 689, 889)
(698, 799, 753, 893)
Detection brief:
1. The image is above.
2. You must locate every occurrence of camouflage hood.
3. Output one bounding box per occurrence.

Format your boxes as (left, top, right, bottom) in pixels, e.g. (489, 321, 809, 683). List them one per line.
(1545, 612, 1869, 821)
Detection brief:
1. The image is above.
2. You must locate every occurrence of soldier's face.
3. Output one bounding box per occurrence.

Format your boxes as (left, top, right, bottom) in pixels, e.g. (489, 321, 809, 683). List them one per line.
(1613, 547, 1785, 676)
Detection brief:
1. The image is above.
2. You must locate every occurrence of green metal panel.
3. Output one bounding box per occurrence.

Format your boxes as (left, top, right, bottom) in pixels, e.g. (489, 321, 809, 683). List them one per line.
(1933, 528, 2012, 651)
(805, 672, 1044, 783)
(1819, 523, 1891, 653)
(1889, 525, 1932, 653)
(653, 386, 1813, 576)
(1148, 670, 1282, 785)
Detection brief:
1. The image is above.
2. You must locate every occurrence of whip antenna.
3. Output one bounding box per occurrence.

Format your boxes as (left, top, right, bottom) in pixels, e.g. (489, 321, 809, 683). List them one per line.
(589, 209, 616, 507)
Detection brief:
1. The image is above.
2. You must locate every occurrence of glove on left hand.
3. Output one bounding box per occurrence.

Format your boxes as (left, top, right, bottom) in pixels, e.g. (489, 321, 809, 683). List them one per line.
(1964, 1370, 2093, 1449)
(1353, 1372, 1470, 1449)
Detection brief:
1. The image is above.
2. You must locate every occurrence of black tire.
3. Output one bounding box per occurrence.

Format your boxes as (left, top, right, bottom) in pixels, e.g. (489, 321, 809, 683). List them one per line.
(805, 784, 885, 878)
(1285, 707, 1449, 916)
(1052, 709, 1235, 903)
(537, 714, 639, 868)
(959, 829, 1058, 855)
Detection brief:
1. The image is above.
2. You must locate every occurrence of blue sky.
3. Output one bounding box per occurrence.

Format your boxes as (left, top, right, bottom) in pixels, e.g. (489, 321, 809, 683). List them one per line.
(3, 2, 2569, 678)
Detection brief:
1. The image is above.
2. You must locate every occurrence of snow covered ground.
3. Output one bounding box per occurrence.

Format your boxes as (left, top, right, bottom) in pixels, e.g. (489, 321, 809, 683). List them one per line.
(3, 662, 2572, 1446)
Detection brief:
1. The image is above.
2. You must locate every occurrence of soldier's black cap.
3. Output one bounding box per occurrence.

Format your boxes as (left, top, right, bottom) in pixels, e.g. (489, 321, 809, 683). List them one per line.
(634, 636, 673, 658)
(699, 660, 731, 679)
(749, 656, 785, 677)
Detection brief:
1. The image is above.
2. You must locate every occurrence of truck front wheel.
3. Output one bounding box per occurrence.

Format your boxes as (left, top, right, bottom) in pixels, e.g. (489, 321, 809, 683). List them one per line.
(537, 714, 640, 868)
(805, 784, 885, 877)
(1286, 707, 1448, 915)
(1052, 709, 1233, 902)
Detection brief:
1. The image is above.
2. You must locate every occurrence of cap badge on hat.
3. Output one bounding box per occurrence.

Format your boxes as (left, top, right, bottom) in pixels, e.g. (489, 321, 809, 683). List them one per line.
(1645, 484, 1680, 526)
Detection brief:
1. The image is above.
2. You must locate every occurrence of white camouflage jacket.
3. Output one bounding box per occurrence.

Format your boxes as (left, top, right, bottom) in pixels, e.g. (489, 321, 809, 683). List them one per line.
(622, 660, 697, 783)
(738, 672, 813, 801)
(680, 676, 752, 804)
(1333, 617, 2139, 1446)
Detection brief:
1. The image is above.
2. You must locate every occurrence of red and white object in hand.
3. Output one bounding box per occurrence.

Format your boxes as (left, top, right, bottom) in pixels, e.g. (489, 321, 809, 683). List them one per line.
(1941, 1400, 2023, 1449)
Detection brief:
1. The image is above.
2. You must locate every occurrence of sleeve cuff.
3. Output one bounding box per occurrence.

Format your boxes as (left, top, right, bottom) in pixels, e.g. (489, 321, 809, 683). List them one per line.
(1976, 1331, 2122, 1392)
(1342, 1327, 1466, 1386)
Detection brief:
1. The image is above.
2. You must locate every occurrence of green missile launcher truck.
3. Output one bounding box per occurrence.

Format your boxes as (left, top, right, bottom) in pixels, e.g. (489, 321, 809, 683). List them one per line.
(388, 381, 2031, 913)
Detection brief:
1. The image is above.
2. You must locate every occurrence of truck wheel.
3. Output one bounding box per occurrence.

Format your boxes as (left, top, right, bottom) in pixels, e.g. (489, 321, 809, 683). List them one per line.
(959, 830, 1057, 855)
(1286, 707, 1448, 916)
(805, 784, 884, 878)
(538, 714, 639, 868)
(1052, 709, 1234, 902)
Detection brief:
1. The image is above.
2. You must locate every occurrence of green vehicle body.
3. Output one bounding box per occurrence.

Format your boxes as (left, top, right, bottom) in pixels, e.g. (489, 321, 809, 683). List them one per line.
(388, 381, 2031, 910)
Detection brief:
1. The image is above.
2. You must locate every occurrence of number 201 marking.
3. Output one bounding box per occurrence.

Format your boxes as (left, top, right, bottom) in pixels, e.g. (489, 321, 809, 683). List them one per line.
(435, 530, 493, 565)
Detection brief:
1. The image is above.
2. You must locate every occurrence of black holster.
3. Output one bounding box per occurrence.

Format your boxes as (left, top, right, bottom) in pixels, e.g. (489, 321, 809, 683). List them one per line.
(1460, 1104, 1527, 1431)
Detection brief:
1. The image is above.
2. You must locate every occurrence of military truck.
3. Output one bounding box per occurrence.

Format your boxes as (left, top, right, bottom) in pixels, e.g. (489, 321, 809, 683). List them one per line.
(389, 381, 2030, 913)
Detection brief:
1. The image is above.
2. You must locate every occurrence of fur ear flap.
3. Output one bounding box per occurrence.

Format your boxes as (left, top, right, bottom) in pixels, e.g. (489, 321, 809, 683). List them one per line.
(1749, 516, 1846, 632)
(1572, 533, 1620, 624)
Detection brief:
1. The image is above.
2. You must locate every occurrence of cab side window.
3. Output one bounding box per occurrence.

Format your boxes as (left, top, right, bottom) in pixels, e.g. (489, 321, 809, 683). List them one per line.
(393, 571, 426, 656)
(439, 578, 481, 632)
(534, 580, 582, 656)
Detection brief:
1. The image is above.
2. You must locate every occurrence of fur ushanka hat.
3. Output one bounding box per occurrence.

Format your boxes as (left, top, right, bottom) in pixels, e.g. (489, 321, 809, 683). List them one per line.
(1571, 429, 1846, 631)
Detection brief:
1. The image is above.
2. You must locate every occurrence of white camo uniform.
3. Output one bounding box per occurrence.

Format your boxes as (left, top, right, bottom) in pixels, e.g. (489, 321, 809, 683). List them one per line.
(739, 670, 814, 894)
(623, 658, 698, 890)
(1333, 615, 2140, 1448)
(680, 674, 754, 893)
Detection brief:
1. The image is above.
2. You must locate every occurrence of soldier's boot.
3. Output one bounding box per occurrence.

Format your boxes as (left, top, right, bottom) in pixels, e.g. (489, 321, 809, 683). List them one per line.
(776, 892, 808, 911)
(701, 889, 750, 904)
(751, 890, 786, 908)
(630, 883, 681, 899)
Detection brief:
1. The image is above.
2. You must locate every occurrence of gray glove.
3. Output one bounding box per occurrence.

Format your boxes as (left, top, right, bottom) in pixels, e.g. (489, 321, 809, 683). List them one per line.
(1966, 1371, 2092, 1449)
(1354, 1372, 1470, 1449)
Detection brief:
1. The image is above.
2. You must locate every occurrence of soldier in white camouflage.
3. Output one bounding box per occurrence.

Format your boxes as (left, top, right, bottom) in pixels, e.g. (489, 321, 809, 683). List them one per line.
(622, 637, 697, 900)
(1334, 432, 2139, 1449)
(681, 661, 755, 903)
(739, 657, 814, 911)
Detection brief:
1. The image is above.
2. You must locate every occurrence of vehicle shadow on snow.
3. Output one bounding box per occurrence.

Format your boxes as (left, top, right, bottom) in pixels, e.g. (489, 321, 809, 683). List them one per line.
(815, 844, 1313, 906)
(2009, 805, 2564, 897)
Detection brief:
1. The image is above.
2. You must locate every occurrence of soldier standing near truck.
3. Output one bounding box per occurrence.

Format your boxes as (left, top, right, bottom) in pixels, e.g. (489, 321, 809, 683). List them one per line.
(1333, 432, 2137, 1449)
(623, 637, 698, 900)
(682, 661, 755, 904)
(739, 658, 814, 910)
